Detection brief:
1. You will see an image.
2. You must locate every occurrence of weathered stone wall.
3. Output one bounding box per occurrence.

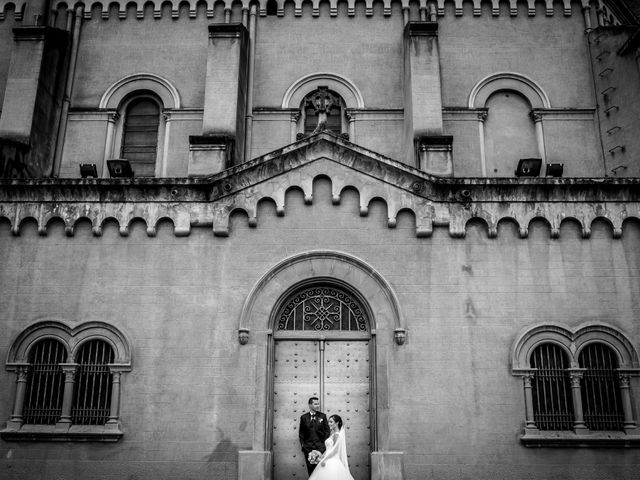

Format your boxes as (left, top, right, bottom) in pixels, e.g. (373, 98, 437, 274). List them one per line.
(1, 178, 639, 479)
(50, 0, 609, 175)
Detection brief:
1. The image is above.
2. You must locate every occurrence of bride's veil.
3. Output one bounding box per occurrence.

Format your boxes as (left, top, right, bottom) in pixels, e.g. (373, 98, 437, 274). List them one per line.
(336, 427, 350, 470)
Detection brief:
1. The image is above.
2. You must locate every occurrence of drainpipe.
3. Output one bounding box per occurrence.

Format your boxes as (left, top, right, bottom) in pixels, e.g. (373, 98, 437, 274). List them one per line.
(244, 4, 257, 163)
(51, 5, 83, 176)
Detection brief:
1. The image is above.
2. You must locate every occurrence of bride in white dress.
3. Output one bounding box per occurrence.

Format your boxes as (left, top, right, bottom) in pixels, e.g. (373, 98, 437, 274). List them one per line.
(309, 414, 354, 480)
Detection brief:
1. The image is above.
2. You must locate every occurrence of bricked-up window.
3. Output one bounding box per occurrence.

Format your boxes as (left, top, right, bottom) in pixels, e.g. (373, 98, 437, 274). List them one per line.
(23, 339, 66, 425)
(121, 97, 160, 177)
(72, 340, 115, 425)
(530, 343, 574, 430)
(579, 343, 624, 431)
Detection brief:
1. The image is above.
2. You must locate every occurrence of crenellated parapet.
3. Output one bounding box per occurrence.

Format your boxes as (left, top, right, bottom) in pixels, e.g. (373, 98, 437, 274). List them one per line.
(0, 133, 638, 239)
(0, 0, 600, 21)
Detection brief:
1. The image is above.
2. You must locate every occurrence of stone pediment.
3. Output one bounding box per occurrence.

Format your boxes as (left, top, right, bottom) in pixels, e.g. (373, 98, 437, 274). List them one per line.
(0, 132, 639, 238)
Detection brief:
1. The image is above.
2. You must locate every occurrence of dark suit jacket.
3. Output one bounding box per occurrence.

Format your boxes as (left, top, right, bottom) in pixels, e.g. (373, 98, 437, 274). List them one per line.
(299, 411, 331, 453)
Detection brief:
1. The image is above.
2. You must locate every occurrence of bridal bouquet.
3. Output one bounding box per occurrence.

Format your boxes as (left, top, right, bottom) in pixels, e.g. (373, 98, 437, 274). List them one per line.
(308, 450, 322, 465)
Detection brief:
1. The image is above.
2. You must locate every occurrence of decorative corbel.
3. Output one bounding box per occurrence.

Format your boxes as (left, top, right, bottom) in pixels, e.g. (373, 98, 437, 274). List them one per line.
(394, 328, 407, 345)
(238, 328, 250, 345)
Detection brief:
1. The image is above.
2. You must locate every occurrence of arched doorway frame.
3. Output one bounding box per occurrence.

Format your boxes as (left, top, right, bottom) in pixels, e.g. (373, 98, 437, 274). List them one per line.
(237, 250, 406, 478)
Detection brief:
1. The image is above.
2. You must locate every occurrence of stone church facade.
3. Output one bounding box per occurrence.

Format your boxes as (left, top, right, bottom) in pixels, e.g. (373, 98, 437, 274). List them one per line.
(1, 0, 639, 479)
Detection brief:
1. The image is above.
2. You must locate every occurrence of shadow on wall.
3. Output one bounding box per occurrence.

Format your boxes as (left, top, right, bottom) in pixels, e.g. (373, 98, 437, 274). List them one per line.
(206, 427, 240, 463)
(0, 139, 31, 179)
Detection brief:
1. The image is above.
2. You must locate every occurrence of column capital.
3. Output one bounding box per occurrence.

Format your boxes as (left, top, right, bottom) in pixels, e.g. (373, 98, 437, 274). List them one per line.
(529, 110, 544, 123)
(60, 363, 79, 382)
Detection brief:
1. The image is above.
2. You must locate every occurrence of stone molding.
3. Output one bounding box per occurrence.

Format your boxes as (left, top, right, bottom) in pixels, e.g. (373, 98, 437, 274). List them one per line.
(0, 133, 639, 239)
(237, 249, 405, 338)
(468, 72, 551, 109)
(99, 72, 181, 110)
(511, 321, 640, 371)
(6, 319, 133, 366)
(282, 72, 365, 109)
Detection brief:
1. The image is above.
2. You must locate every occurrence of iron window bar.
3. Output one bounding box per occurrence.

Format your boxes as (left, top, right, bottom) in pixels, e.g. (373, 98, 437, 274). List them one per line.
(579, 344, 624, 431)
(22, 339, 66, 425)
(530, 344, 574, 431)
(72, 340, 115, 425)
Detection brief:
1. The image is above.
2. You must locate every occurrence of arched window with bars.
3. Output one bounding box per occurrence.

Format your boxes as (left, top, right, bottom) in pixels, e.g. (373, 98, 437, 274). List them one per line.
(2, 321, 131, 442)
(579, 343, 624, 431)
(512, 323, 640, 446)
(22, 339, 66, 425)
(72, 340, 115, 426)
(530, 343, 574, 431)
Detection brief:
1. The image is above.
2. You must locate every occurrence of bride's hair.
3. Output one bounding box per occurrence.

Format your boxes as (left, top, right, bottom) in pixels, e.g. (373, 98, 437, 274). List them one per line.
(329, 414, 343, 429)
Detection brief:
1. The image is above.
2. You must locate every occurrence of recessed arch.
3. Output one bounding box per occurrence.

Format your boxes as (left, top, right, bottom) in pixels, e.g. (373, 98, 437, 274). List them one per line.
(281, 72, 365, 109)
(468, 72, 551, 109)
(239, 250, 402, 333)
(99, 72, 181, 110)
(238, 249, 404, 459)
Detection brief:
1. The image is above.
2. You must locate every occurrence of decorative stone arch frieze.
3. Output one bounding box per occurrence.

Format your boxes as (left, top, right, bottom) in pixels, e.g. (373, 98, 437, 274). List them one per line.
(511, 322, 640, 372)
(6, 319, 132, 367)
(238, 250, 405, 344)
(100, 72, 181, 110)
(468, 72, 551, 109)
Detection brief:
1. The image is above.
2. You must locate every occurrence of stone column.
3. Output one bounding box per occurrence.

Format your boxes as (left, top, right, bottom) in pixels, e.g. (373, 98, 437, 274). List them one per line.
(189, 23, 249, 175)
(102, 111, 119, 176)
(522, 372, 537, 431)
(290, 111, 301, 143)
(161, 111, 172, 177)
(346, 110, 355, 142)
(617, 372, 638, 433)
(568, 368, 588, 434)
(6, 365, 30, 430)
(477, 111, 488, 176)
(530, 111, 547, 169)
(56, 363, 78, 430)
(105, 367, 124, 429)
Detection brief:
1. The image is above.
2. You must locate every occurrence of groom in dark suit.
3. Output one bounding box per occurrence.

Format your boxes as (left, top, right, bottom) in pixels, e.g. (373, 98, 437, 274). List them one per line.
(299, 396, 331, 476)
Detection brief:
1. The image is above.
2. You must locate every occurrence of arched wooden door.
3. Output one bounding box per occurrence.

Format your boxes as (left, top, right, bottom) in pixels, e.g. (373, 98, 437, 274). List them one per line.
(271, 283, 373, 480)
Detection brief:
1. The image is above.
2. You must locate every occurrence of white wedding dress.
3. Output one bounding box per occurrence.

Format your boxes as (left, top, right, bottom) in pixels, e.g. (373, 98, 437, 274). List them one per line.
(308, 428, 355, 480)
